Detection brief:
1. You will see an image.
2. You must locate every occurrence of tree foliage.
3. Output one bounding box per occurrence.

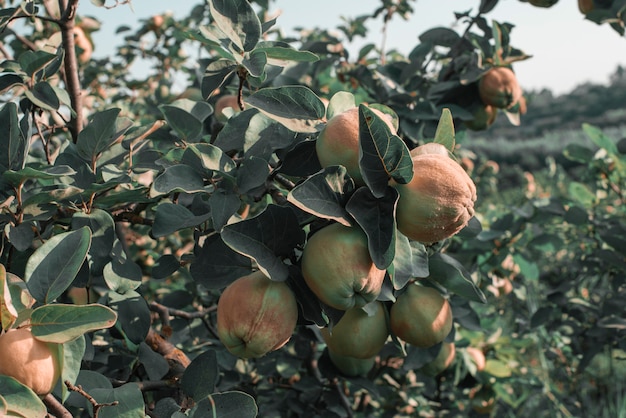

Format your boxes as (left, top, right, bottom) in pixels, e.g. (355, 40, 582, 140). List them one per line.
(0, 0, 625, 417)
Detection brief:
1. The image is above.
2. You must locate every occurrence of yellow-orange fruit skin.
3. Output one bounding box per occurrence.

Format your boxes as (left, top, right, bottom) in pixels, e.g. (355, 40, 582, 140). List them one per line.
(478, 67, 523, 109)
(320, 301, 388, 359)
(301, 223, 386, 311)
(217, 271, 298, 358)
(390, 284, 453, 348)
(0, 328, 61, 396)
(393, 153, 476, 243)
(421, 341, 456, 376)
(410, 142, 449, 157)
(327, 349, 376, 377)
(73, 27, 93, 64)
(316, 107, 396, 185)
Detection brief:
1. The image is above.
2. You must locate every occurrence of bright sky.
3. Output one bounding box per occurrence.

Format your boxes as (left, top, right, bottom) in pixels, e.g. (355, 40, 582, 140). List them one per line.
(82, 0, 626, 96)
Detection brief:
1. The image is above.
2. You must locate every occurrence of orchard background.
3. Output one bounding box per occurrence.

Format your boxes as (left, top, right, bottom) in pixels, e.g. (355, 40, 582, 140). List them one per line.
(0, 0, 625, 417)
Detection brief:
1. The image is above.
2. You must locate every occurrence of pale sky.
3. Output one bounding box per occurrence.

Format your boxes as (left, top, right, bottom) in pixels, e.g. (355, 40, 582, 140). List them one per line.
(83, 0, 626, 96)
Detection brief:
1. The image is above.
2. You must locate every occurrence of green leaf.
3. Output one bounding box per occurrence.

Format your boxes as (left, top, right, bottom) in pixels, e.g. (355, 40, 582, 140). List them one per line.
(0, 102, 28, 172)
(391, 234, 429, 289)
(181, 349, 218, 401)
(428, 253, 486, 303)
(160, 99, 213, 141)
(5, 221, 34, 251)
(433, 108, 455, 151)
(90, 383, 145, 418)
(30, 303, 117, 343)
(484, 358, 512, 378)
(287, 165, 355, 226)
(0, 74, 24, 95)
(190, 234, 252, 289)
(236, 156, 269, 194)
(77, 108, 132, 162)
(150, 164, 206, 196)
(346, 186, 398, 270)
(221, 205, 305, 281)
(17, 50, 58, 76)
(256, 45, 319, 66)
(103, 241, 143, 294)
(245, 85, 325, 133)
(513, 254, 540, 281)
(70, 209, 116, 276)
(24, 81, 59, 111)
(491, 21, 504, 66)
(479, 0, 499, 13)
(242, 49, 267, 78)
(1, 264, 18, 331)
(583, 123, 618, 155)
(139, 342, 170, 381)
(192, 391, 258, 418)
(201, 59, 237, 99)
(419, 27, 461, 48)
(213, 108, 255, 152)
(209, 0, 262, 52)
(568, 181, 596, 206)
(182, 143, 236, 175)
(2, 165, 75, 187)
(151, 255, 181, 280)
(60, 335, 86, 402)
(107, 290, 151, 346)
(563, 143, 593, 164)
(152, 203, 212, 237)
(358, 105, 413, 198)
(209, 190, 240, 231)
(25, 227, 92, 304)
(0, 376, 47, 418)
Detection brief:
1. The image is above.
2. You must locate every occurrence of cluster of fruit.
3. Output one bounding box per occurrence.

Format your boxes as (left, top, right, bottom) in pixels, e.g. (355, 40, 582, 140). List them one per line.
(217, 104, 477, 378)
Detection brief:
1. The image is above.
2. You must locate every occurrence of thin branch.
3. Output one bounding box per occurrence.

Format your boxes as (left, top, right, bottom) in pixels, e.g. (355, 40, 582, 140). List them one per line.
(149, 301, 216, 328)
(42, 393, 73, 418)
(33, 109, 52, 164)
(331, 378, 354, 418)
(109, 379, 178, 391)
(65, 380, 119, 418)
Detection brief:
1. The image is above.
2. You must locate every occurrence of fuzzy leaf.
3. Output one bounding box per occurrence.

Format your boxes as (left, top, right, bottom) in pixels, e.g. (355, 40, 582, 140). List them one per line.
(358, 105, 413, 198)
(429, 253, 486, 303)
(0, 376, 47, 417)
(287, 165, 355, 226)
(221, 205, 305, 281)
(245, 85, 325, 133)
(346, 186, 399, 270)
(25, 227, 91, 304)
(209, 0, 261, 52)
(433, 108, 455, 151)
(30, 303, 117, 343)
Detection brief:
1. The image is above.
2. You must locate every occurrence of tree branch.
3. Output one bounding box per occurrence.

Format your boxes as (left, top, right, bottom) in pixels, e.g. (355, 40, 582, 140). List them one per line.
(145, 328, 192, 379)
(65, 380, 119, 418)
(57, 0, 83, 143)
(42, 393, 73, 418)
